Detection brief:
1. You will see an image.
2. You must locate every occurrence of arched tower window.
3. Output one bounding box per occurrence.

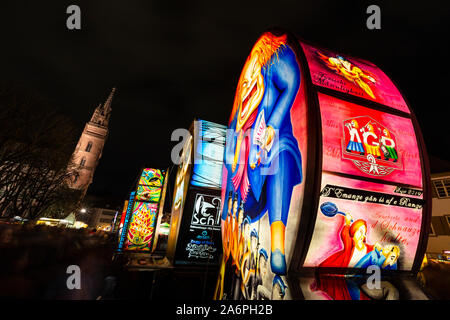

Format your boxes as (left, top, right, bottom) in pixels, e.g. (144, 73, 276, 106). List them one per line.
(85, 141, 93, 152)
(80, 157, 86, 167)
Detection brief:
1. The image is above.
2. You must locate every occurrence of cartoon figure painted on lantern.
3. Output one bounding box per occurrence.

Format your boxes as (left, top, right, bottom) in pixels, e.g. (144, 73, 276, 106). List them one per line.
(361, 122, 382, 159)
(345, 119, 364, 154)
(318, 211, 376, 269)
(355, 244, 400, 270)
(240, 228, 258, 299)
(255, 248, 271, 300)
(217, 31, 303, 299)
(342, 116, 401, 177)
(311, 202, 402, 300)
(380, 129, 398, 162)
(230, 198, 245, 300)
(317, 52, 377, 99)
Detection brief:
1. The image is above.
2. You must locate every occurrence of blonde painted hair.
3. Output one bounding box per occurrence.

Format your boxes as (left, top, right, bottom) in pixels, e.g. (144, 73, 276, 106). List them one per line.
(229, 32, 288, 124)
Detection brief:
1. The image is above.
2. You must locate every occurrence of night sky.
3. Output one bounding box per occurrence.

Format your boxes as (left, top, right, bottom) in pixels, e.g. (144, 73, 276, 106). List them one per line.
(1, 1, 449, 203)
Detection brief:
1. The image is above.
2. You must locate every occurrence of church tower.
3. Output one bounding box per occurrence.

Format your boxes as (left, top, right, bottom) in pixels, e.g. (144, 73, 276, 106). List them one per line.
(69, 87, 116, 197)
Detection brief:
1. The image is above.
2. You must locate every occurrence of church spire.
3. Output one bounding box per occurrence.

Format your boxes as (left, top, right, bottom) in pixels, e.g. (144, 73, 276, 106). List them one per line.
(89, 87, 116, 127)
(69, 87, 116, 197)
(102, 87, 116, 115)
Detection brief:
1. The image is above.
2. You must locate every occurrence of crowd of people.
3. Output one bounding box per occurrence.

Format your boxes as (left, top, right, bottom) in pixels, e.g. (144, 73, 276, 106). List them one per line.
(0, 222, 448, 300)
(0, 223, 118, 299)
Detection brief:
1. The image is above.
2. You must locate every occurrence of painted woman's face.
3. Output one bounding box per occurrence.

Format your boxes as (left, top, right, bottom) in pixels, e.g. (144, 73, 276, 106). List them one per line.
(244, 224, 250, 238)
(386, 252, 398, 265)
(238, 210, 244, 225)
(353, 225, 366, 244)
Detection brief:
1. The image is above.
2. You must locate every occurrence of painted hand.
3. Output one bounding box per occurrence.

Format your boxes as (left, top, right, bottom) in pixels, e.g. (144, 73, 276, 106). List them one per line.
(345, 213, 353, 226)
(264, 126, 275, 152)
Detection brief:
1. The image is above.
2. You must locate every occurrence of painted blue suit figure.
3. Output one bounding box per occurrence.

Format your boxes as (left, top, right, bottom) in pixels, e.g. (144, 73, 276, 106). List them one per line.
(355, 246, 399, 270)
(222, 32, 303, 293)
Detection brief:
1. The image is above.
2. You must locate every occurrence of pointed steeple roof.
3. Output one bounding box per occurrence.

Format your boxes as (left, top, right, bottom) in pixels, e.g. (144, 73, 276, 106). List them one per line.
(102, 87, 116, 115)
(89, 87, 116, 126)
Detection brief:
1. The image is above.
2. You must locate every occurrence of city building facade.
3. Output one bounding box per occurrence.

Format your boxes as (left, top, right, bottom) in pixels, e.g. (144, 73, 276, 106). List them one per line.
(427, 172, 450, 261)
(88, 207, 119, 231)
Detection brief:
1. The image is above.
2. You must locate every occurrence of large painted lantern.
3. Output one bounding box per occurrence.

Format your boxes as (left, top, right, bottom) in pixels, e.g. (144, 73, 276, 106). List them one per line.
(166, 119, 226, 266)
(117, 167, 169, 252)
(215, 29, 430, 300)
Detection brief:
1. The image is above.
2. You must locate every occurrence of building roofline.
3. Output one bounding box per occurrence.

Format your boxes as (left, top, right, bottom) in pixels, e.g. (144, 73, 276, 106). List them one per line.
(431, 171, 450, 179)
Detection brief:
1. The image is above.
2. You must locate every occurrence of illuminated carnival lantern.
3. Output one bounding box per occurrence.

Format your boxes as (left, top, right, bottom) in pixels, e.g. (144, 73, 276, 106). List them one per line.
(117, 167, 169, 253)
(166, 119, 226, 267)
(215, 29, 431, 300)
